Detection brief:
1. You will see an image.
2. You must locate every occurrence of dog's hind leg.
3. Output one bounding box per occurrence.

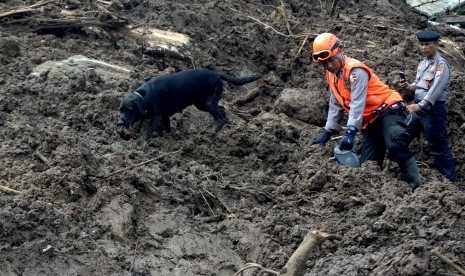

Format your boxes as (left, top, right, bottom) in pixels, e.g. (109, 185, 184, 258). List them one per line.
(195, 96, 226, 132)
(218, 105, 230, 124)
(208, 106, 226, 132)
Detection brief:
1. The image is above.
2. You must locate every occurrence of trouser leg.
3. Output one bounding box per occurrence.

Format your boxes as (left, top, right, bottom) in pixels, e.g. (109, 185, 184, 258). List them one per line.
(422, 102, 457, 181)
(361, 123, 385, 168)
(404, 111, 423, 145)
(381, 109, 422, 188)
(381, 109, 414, 164)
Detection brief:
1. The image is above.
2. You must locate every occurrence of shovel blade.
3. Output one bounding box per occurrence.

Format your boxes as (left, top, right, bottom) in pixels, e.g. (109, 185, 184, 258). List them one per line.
(333, 146, 360, 168)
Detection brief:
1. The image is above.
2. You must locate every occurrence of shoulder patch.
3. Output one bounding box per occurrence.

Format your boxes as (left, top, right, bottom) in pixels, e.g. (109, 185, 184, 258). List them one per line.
(435, 63, 444, 78)
(349, 73, 357, 83)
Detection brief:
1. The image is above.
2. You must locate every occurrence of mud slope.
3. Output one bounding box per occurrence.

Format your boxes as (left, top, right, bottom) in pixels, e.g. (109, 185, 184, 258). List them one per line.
(1, 0, 465, 275)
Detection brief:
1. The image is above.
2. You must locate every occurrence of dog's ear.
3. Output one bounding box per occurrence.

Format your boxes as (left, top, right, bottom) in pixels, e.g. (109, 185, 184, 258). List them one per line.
(137, 100, 147, 116)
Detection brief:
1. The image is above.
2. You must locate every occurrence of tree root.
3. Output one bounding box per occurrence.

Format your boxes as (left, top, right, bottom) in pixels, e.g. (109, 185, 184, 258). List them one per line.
(234, 230, 340, 276)
(234, 263, 279, 276)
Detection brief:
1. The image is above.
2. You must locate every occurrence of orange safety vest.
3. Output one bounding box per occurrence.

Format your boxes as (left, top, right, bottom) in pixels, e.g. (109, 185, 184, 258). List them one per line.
(325, 56, 403, 129)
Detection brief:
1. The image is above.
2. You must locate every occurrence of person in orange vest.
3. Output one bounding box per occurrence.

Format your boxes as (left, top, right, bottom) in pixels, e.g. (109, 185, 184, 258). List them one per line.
(310, 32, 422, 189)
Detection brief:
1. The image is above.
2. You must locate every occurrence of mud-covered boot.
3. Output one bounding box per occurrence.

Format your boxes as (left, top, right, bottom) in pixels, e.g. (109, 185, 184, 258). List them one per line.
(401, 157, 422, 190)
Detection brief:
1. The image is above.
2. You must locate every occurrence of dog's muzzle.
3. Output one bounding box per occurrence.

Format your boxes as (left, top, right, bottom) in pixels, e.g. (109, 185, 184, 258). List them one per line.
(117, 117, 135, 140)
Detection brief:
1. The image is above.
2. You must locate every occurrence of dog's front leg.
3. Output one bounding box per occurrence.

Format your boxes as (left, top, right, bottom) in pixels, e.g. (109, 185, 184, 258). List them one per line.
(144, 115, 162, 140)
(162, 115, 171, 133)
(137, 118, 145, 132)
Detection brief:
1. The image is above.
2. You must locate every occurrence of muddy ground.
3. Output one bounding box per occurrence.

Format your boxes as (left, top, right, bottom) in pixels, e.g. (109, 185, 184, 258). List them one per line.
(1, 0, 465, 275)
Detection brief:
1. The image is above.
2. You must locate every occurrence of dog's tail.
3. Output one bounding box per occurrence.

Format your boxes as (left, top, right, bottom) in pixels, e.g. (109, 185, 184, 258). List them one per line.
(219, 73, 262, 85)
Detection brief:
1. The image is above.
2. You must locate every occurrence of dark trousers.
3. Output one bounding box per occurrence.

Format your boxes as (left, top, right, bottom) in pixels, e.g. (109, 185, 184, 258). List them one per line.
(361, 108, 413, 168)
(405, 101, 456, 181)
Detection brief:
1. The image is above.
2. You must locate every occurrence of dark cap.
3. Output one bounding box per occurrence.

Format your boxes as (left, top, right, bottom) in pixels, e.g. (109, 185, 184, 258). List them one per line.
(416, 30, 440, 42)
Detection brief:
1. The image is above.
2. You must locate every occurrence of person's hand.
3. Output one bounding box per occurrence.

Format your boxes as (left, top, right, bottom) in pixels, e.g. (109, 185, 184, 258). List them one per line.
(311, 129, 333, 146)
(399, 79, 408, 87)
(339, 125, 357, 151)
(406, 103, 422, 113)
(399, 80, 413, 92)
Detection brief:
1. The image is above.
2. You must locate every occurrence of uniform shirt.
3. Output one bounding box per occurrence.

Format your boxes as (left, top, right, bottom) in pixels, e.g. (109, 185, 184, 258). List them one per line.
(411, 52, 450, 104)
(325, 68, 369, 133)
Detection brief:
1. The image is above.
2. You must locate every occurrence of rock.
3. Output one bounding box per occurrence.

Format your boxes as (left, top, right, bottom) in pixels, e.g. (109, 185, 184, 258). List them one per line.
(299, 170, 326, 192)
(0, 38, 21, 64)
(364, 202, 387, 217)
(273, 88, 327, 124)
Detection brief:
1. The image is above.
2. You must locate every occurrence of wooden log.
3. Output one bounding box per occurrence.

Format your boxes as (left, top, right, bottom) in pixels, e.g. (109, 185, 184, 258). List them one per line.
(444, 15, 465, 26)
(32, 17, 128, 30)
(280, 230, 342, 276)
(0, 0, 56, 18)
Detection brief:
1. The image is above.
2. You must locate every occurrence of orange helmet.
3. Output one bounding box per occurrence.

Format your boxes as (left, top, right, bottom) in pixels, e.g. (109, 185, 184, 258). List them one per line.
(312, 33, 341, 62)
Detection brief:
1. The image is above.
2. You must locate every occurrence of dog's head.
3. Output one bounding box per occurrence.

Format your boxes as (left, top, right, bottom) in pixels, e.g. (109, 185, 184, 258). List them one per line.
(117, 92, 147, 139)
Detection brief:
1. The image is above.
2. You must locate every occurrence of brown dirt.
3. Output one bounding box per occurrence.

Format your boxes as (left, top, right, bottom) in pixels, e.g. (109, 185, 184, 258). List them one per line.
(1, 0, 465, 275)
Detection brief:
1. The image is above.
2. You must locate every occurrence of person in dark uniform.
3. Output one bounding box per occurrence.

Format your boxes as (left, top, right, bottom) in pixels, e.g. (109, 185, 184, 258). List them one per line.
(400, 30, 457, 182)
(311, 33, 422, 189)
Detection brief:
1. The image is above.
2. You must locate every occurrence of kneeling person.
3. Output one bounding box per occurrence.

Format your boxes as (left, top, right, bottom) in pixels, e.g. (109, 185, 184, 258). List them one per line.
(310, 33, 422, 189)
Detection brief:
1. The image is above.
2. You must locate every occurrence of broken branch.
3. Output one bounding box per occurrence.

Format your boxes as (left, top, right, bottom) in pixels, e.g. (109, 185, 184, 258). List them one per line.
(106, 149, 182, 178)
(0, 0, 56, 18)
(226, 6, 312, 39)
(34, 150, 51, 167)
(279, 0, 293, 35)
(0, 181, 21, 195)
(295, 34, 309, 58)
(330, 0, 339, 15)
(198, 188, 215, 215)
(431, 248, 465, 276)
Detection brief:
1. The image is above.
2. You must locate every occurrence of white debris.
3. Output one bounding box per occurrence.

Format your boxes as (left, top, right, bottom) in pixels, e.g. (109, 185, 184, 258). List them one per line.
(30, 54, 132, 80)
(407, 0, 464, 16)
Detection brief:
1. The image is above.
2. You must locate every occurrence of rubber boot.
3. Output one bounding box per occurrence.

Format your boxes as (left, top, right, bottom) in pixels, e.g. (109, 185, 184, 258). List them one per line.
(401, 157, 422, 190)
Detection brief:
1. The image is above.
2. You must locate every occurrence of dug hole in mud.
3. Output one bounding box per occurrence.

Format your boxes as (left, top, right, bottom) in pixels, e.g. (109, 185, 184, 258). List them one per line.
(1, 0, 465, 275)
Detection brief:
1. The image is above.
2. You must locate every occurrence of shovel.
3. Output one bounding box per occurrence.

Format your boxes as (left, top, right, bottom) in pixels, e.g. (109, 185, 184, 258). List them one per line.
(330, 146, 360, 168)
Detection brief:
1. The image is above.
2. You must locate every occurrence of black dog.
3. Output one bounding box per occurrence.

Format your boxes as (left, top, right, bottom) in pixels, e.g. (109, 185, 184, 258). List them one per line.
(117, 68, 261, 140)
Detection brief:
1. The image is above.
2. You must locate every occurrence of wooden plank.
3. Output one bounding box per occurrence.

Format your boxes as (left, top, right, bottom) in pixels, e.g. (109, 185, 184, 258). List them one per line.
(128, 27, 191, 61)
(444, 15, 465, 26)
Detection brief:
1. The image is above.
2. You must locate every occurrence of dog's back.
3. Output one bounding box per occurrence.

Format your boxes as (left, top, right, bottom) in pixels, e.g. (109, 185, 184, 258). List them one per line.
(141, 69, 222, 114)
(119, 68, 261, 139)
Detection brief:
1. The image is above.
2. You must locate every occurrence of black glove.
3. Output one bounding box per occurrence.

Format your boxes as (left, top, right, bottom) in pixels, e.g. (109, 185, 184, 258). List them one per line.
(311, 129, 333, 146)
(339, 125, 357, 151)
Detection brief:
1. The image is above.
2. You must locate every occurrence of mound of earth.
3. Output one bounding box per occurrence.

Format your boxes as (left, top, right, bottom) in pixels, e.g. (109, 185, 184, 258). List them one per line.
(1, 0, 464, 275)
